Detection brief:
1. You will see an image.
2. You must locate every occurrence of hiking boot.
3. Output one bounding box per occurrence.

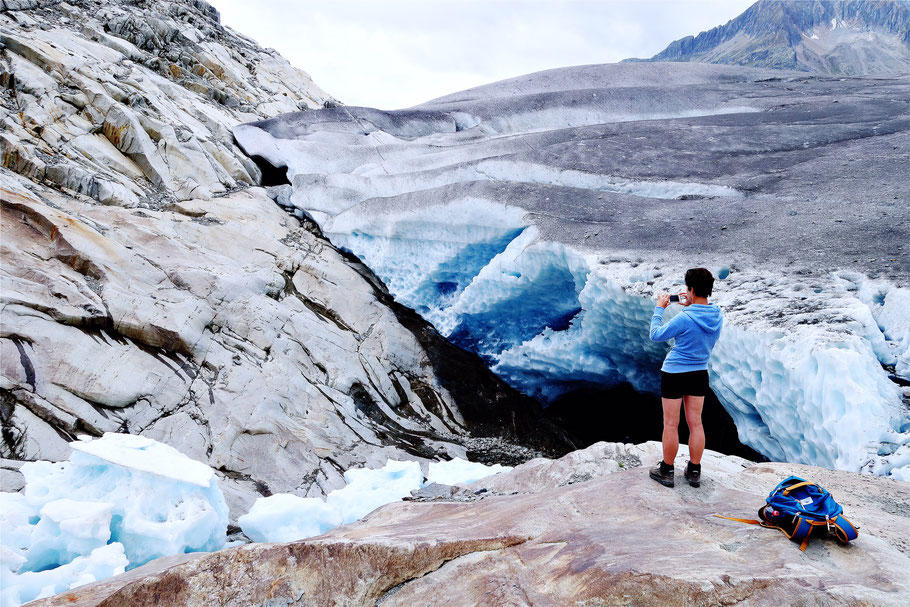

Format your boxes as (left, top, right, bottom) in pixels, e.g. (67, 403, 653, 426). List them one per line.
(684, 461, 701, 487)
(649, 461, 674, 487)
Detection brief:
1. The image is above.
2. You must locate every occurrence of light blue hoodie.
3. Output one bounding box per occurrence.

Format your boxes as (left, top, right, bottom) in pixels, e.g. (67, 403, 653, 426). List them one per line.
(649, 304, 723, 373)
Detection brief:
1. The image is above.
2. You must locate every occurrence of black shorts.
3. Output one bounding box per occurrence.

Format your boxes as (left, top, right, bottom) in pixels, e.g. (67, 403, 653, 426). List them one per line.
(661, 370, 709, 399)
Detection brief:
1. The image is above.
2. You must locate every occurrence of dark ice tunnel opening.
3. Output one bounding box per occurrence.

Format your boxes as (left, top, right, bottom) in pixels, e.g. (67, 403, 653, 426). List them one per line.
(543, 382, 766, 462)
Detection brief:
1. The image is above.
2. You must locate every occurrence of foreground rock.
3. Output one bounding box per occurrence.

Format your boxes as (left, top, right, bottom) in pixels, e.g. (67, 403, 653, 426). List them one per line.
(33, 442, 910, 607)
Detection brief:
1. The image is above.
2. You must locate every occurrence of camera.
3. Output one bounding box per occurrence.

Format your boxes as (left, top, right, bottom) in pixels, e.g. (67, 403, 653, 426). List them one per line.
(669, 295, 687, 303)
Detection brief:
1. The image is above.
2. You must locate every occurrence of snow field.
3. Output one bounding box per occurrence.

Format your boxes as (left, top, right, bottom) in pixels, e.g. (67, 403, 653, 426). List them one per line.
(284, 157, 742, 220)
(238, 458, 512, 543)
(452, 105, 760, 137)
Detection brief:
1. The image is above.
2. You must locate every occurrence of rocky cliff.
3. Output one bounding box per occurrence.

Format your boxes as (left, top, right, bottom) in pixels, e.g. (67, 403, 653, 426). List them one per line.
(30, 442, 910, 606)
(0, 0, 572, 518)
(629, 0, 910, 75)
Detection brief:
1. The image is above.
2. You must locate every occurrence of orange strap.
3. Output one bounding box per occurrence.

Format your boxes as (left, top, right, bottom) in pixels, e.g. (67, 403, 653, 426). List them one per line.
(713, 514, 762, 525)
(715, 514, 812, 549)
(782, 481, 816, 496)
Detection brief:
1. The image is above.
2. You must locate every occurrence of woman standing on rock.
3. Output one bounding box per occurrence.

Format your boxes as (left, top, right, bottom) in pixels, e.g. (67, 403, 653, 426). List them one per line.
(648, 268, 723, 488)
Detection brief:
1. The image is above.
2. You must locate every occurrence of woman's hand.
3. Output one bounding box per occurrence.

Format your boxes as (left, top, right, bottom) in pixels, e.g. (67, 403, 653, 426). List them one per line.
(657, 293, 671, 308)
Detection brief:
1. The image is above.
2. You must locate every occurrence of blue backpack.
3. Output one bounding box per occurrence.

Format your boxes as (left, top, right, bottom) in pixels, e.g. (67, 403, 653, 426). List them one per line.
(716, 476, 858, 551)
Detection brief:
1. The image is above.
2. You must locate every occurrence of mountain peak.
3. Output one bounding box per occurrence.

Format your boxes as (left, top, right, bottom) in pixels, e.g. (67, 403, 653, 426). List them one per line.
(627, 0, 910, 75)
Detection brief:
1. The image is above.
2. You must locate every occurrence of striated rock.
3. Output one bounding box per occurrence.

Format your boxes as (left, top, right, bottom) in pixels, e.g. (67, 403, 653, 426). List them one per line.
(0, 458, 25, 492)
(33, 442, 910, 606)
(0, 0, 334, 206)
(0, 168, 569, 519)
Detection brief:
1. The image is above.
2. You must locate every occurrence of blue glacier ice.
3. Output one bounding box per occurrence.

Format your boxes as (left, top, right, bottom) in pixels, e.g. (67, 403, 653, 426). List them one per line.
(0, 434, 228, 607)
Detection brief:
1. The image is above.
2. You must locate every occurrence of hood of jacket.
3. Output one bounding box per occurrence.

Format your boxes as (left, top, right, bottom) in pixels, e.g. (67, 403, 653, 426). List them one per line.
(684, 303, 723, 333)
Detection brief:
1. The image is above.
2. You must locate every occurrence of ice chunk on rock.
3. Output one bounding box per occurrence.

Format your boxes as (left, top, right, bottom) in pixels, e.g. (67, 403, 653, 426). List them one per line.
(427, 458, 511, 486)
(1, 433, 227, 607)
(68, 432, 216, 487)
(239, 457, 509, 543)
(239, 459, 422, 543)
(328, 459, 424, 524)
(237, 494, 343, 543)
(20, 433, 228, 568)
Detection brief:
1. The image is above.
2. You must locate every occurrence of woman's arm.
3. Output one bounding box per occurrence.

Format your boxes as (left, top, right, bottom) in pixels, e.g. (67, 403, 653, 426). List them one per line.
(650, 307, 686, 342)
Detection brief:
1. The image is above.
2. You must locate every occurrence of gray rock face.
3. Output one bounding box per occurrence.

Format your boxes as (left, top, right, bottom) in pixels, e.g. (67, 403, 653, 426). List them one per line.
(232, 62, 910, 479)
(0, 0, 334, 206)
(29, 442, 910, 607)
(0, 0, 571, 523)
(628, 0, 910, 75)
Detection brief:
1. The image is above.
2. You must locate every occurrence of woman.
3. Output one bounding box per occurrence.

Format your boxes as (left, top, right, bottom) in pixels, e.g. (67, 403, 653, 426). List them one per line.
(648, 268, 723, 488)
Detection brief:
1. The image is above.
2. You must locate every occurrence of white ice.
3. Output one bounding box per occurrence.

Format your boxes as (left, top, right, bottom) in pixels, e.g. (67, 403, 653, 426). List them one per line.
(328, 459, 424, 524)
(427, 458, 512, 485)
(1, 544, 128, 607)
(237, 494, 342, 544)
(239, 457, 509, 543)
(1, 433, 228, 607)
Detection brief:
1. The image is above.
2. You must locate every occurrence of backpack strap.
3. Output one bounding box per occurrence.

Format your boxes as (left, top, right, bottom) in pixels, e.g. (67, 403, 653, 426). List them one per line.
(787, 515, 813, 550)
(713, 514, 762, 525)
(781, 481, 818, 496)
(831, 514, 858, 543)
(714, 512, 855, 552)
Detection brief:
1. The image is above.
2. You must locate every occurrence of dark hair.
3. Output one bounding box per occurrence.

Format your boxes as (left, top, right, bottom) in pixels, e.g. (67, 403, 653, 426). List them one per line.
(685, 268, 714, 298)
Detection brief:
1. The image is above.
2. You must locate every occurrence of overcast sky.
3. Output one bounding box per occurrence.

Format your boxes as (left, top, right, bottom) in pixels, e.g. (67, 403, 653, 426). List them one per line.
(209, 0, 757, 110)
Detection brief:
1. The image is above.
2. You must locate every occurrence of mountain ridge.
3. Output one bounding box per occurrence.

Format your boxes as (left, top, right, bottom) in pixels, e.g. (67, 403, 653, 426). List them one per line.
(626, 0, 910, 75)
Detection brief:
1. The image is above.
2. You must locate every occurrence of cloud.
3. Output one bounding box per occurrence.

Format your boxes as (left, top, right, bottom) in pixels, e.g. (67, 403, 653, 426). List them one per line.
(210, 0, 756, 109)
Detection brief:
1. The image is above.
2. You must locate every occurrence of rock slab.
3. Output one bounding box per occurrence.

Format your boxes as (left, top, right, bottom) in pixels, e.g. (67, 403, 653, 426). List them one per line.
(30, 442, 910, 606)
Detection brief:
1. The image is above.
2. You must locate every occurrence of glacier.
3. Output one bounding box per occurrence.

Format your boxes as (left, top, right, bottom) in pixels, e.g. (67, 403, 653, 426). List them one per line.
(233, 63, 910, 480)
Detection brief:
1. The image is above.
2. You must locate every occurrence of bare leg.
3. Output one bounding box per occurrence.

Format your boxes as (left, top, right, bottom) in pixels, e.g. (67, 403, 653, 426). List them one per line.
(683, 395, 706, 465)
(661, 397, 682, 466)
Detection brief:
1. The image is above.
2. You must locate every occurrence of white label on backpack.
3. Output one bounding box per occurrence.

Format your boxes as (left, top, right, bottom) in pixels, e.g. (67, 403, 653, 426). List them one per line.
(799, 497, 814, 506)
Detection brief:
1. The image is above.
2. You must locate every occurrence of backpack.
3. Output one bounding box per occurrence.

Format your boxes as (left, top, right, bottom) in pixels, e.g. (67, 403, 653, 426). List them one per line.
(715, 476, 858, 551)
